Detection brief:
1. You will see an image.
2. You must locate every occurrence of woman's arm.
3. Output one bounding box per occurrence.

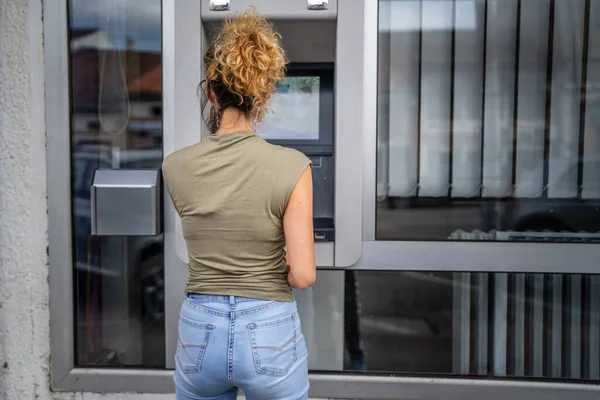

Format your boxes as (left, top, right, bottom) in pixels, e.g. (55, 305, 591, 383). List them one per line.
(283, 165, 316, 290)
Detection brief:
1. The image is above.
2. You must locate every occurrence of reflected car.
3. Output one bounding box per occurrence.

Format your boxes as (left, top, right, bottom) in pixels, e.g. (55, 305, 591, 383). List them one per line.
(481, 157, 600, 239)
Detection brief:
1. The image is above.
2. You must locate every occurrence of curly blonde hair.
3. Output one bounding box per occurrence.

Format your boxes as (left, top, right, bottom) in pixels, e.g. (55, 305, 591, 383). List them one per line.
(201, 10, 288, 132)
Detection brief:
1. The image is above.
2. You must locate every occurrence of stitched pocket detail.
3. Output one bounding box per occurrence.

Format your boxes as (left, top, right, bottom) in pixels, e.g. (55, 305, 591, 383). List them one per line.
(247, 313, 298, 376)
(176, 320, 215, 374)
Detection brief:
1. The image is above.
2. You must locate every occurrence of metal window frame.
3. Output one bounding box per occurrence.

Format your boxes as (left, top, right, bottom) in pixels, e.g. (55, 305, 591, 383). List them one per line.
(48, 368, 600, 398)
(359, 0, 600, 272)
(46, 0, 600, 397)
(46, 0, 75, 388)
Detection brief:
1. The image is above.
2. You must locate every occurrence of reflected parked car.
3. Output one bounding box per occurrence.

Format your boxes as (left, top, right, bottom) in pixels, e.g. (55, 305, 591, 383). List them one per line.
(481, 157, 600, 238)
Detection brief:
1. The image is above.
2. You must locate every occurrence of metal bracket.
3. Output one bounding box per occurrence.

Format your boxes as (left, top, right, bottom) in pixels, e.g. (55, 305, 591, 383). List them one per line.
(308, 0, 328, 10)
(210, 0, 230, 11)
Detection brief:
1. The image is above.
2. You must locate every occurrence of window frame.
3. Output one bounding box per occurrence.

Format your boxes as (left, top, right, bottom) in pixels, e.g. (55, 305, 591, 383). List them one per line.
(361, 0, 600, 273)
(46, 0, 600, 397)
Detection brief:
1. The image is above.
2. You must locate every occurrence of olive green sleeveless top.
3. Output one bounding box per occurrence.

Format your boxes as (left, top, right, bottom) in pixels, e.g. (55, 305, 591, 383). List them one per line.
(162, 130, 311, 302)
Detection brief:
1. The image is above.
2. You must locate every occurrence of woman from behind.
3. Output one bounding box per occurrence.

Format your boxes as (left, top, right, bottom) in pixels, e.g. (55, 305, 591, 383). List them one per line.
(162, 10, 316, 400)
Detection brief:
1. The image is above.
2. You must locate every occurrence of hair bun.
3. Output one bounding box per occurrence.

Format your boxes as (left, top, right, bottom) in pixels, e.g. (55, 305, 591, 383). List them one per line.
(205, 9, 288, 122)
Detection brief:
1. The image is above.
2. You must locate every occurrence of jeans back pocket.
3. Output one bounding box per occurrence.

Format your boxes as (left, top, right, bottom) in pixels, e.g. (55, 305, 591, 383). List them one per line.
(176, 318, 215, 374)
(247, 313, 298, 376)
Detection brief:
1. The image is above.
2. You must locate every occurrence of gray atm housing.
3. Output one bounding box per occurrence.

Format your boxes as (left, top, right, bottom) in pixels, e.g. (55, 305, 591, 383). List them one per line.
(202, 7, 337, 242)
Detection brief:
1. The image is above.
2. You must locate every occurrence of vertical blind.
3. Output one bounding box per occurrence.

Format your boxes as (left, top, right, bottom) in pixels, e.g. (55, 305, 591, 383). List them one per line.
(378, 0, 600, 200)
(452, 272, 600, 379)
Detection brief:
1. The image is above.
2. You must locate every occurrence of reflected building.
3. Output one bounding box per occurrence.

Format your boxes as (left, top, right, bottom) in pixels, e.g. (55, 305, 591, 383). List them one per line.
(70, 28, 165, 367)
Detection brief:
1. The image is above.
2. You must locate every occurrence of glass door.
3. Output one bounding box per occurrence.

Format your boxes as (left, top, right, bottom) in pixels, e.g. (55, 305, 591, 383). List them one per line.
(68, 0, 165, 368)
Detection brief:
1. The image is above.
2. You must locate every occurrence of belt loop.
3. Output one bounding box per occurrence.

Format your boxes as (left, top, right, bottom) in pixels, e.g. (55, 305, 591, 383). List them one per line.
(229, 295, 235, 306)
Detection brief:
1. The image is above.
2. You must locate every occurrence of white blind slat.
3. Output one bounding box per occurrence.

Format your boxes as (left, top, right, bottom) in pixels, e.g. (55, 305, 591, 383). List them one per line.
(482, 0, 519, 198)
(514, 0, 551, 198)
(419, 0, 453, 197)
(388, 0, 421, 197)
(452, 0, 486, 198)
(547, 0, 586, 198)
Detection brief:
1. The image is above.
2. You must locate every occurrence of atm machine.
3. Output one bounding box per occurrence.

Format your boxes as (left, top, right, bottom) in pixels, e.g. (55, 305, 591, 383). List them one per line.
(161, 0, 368, 371)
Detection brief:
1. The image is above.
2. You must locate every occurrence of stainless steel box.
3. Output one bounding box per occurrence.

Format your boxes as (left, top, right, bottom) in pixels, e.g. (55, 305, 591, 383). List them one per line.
(91, 169, 162, 236)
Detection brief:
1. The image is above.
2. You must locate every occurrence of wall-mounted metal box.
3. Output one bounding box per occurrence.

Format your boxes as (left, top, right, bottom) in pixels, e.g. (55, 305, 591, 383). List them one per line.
(91, 169, 162, 236)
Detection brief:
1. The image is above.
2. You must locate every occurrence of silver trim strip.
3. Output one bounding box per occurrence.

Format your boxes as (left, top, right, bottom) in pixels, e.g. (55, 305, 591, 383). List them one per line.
(362, 0, 378, 241)
(162, 0, 203, 369)
(51, 369, 600, 397)
(45, 0, 75, 388)
(333, 0, 366, 266)
(310, 375, 600, 400)
(352, 241, 600, 273)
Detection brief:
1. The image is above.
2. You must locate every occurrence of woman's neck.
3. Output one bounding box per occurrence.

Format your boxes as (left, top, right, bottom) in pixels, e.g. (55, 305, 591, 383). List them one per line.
(215, 108, 254, 134)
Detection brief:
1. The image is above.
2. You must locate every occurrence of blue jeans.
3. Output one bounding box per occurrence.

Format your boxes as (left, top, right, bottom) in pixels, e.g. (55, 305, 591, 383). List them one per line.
(174, 294, 309, 400)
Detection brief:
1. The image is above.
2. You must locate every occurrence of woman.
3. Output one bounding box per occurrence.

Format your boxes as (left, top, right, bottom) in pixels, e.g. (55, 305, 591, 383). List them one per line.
(162, 10, 316, 400)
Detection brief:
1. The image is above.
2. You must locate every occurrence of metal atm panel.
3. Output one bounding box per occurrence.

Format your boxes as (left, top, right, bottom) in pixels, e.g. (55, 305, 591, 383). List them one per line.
(163, 0, 361, 373)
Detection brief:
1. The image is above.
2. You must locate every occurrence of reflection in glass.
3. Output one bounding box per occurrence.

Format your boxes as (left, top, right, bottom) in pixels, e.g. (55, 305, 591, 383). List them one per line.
(318, 270, 600, 381)
(261, 76, 321, 141)
(377, 0, 600, 241)
(69, 0, 164, 367)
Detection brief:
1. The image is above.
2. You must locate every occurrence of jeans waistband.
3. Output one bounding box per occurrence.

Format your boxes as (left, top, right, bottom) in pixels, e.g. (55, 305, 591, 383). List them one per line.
(186, 293, 257, 303)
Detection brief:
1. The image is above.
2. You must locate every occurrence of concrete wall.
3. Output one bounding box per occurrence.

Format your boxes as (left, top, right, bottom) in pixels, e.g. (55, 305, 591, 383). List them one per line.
(0, 0, 57, 398)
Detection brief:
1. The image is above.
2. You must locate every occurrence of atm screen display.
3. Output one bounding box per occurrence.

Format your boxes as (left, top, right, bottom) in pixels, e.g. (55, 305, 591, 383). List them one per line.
(259, 76, 320, 141)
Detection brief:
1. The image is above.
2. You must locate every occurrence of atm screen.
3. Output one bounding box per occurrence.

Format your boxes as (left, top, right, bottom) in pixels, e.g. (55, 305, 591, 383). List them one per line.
(259, 76, 321, 141)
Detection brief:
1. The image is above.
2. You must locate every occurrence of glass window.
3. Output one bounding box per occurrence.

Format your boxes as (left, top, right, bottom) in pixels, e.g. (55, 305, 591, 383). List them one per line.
(68, 0, 164, 367)
(376, 0, 600, 241)
(311, 270, 600, 382)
